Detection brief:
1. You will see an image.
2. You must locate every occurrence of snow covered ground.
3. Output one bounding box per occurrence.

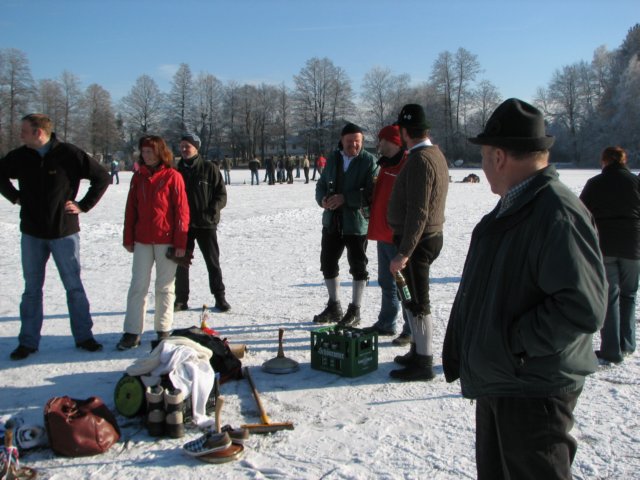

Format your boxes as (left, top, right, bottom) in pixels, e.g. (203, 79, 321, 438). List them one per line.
(1, 167, 638, 479)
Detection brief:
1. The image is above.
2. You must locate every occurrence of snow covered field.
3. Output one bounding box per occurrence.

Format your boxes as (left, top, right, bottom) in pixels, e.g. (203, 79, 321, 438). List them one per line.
(1, 167, 638, 479)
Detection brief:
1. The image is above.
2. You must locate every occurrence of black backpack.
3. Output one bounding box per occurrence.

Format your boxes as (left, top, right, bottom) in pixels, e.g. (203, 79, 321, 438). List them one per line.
(171, 327, 243, 383)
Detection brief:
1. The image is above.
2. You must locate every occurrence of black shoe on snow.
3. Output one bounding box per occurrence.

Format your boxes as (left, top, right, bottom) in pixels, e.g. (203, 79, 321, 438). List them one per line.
(117, 333, 141, 351)
(337, 303, 361, 328)
(76, 338, 103, 352)
(394, 343, 417, 366)
(214, 295, 231, 312)
(313, 300, 343, 323)
(174, 302, 189, 312)
(392, 333, 412, 346)
(10, 345, 37, 361)
(390, 354, 435, 381)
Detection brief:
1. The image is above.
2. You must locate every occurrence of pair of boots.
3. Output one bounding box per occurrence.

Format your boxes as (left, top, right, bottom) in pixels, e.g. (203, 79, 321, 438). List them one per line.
(146, 386, 185, 438)
(313, 300, 361, 327)
(390, 343, 435, 381)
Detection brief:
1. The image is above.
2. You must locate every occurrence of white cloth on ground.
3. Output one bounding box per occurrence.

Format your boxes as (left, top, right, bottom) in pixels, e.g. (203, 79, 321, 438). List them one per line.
(125, 337, 215, 427)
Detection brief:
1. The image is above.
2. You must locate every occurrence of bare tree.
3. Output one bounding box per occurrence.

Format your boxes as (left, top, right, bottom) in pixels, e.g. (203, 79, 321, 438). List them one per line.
(430, 51, 455, 153)
(167, 63, 194, 140)
(275, 82, 290, 158)
(193, 72, 223, 157)
(59, 70, 82, 143)
(469, 79, 501, 133)
(293, 57, 354, 155)
(36, 79, 65, 129)
(453, 48, 481, 135)
(360, 67, 411, 133)
(82, 83, 120, 158)
(120, 74, 164, 140)
(0, 48, 34, 151)
(223, 81, 241, 161)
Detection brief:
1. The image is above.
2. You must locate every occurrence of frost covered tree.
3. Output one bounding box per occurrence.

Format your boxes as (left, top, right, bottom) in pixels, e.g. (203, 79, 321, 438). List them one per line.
(120, 74, 164, 139)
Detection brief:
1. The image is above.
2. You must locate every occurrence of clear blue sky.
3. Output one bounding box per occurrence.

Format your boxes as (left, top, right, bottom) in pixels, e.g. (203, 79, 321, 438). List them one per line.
(1, 0, 637, 103)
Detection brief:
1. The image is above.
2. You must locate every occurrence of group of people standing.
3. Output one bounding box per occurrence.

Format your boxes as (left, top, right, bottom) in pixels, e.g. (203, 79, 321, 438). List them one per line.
(1, 98, 637, 479)
(311, 99, 637, 479)
(0, 119, 230, 356)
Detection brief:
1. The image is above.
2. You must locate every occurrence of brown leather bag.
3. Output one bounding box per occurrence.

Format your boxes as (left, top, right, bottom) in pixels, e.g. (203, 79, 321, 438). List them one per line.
(44, 396, 121, 457)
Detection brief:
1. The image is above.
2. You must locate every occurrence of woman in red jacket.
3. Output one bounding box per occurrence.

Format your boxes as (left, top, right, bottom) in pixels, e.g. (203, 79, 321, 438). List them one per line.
(117, 135, 190, 350)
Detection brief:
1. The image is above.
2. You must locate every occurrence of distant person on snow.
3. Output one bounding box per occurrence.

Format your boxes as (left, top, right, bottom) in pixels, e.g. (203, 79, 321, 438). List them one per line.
(110, 159, 120, 184)
(117, 135, 190, 351)
(443, 99, 607, 479)
(0, 113, 110, 360)
(174, 133, 230, 313)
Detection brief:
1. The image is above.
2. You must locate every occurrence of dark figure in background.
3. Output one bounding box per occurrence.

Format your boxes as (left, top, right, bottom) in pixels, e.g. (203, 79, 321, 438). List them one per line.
(580, 146, 640, 365)
(0, 113, 110, 360)
(303, 155, 310, 184)
(285, 155, 295, 184)
(249, 157, 261, 186)
(174, 133, 230, 313)
(110, 159, 120, 184)
(222, 155, 231, 185)
(443, 99, 607, 480)
(313, 123, 377, 327)
(265, 156, 276, 185)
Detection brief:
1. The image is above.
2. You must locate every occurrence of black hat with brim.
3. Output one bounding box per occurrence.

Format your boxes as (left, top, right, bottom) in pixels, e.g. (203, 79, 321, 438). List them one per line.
(468, 98, 554, 151)
(397, 104, 430, 130)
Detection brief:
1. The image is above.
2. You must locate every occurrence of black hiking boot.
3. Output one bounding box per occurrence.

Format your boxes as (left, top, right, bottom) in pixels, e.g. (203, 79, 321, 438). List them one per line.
(10, 345, 37, 361)
(313, 300, 343, 323)
(214, 294, 231, 312)
(394, 343, 417, 366)
(390, 354, 435, 381)
(337, 303, 361, 328)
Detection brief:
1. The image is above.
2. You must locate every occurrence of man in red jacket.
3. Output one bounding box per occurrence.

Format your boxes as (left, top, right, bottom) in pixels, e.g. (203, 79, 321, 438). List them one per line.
(364, 126, 410, 341)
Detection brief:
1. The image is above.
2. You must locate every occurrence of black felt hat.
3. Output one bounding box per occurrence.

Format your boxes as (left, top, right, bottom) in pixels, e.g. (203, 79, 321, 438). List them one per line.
(468, 98, 554, 151)
(397, 104, 430, 130)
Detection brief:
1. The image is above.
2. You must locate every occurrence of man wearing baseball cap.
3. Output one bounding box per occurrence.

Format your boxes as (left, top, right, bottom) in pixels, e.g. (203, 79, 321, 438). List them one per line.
(443, 98, 607, 479)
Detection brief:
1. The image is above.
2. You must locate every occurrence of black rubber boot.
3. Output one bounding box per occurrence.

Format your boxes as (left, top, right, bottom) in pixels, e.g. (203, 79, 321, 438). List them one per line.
(313, 300, 343, 323)
(389, 354, 435, 381)
(394, 343, 417, 366)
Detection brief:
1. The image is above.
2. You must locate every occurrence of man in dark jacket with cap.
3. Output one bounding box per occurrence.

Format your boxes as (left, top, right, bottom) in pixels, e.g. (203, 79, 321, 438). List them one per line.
(313, 123, 377, 326)
(174, 133, 230, 312)
(387, 105, 449, 381)
(442, 98, 607, 479)
(0, 113, 110, 360)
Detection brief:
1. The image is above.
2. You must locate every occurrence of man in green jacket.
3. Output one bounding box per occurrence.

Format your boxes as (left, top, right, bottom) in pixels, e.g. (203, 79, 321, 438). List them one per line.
(313, 123, 377, 326)
(443, 99, 607, 480)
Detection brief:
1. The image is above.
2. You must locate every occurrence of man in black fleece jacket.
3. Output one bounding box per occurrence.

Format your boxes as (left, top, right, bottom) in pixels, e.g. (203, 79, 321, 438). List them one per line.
(0, 113, 110, 360)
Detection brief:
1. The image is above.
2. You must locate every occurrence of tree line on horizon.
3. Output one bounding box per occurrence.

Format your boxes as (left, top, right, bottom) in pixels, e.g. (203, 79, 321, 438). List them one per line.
(0, 23, 638, 166)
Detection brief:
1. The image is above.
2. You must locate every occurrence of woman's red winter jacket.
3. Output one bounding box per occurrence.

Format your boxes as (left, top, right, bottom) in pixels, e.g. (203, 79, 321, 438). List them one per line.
(123, 164, 190, 249)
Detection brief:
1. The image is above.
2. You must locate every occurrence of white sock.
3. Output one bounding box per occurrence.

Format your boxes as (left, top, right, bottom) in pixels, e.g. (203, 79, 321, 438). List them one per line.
(325, 277, 340, 302)
(410, 313, 433, 356)
(352, 280, 366, 307)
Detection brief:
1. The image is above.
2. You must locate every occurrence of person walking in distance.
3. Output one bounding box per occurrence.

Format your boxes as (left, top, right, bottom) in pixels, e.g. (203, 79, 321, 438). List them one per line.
(222, 155, 231, 185)
(387, 104, 449, 381)
(364, 125, 410, 338)
(313, 123, 377, 326)
(443, 99, 607, 479)
(0, 113, 110, 360)
(174, 133, 230, 313)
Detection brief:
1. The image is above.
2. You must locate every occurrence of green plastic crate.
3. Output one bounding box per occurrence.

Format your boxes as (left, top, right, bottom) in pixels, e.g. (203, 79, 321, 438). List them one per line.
(310, 326, 378, 377)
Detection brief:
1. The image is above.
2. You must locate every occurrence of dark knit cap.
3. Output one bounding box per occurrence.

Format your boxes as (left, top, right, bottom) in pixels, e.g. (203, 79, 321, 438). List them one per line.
(180, 133, 201, 150)
(341, 122, 363, 136)
(468, 98, 554, 151)
(397, 104, 430, 130)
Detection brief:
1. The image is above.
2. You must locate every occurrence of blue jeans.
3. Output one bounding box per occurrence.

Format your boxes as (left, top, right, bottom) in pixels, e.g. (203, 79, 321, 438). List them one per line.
(375, 241, 409, 333)
(251, 170, 259, 185)
(601, 256, 639, 361)
(224, 170, 231, 185)
(19, 233, 94, 349)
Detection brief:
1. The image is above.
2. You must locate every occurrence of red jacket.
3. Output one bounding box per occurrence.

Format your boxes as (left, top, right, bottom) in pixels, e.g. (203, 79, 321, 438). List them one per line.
(367, 151, 407, 243)
(123, 164, 189, 249)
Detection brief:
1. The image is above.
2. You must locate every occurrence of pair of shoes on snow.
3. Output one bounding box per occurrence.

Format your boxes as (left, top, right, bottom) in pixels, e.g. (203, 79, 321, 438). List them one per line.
(313, 301, 360, 327)
(183, 430, 232, 456)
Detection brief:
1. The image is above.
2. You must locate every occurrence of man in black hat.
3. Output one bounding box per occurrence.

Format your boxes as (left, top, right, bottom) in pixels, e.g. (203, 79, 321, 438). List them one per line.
(313, 123, 377, 326)
(387, 104, 449, 381)
(442, 98, 607, 479)
(174, 133, 230, 312)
